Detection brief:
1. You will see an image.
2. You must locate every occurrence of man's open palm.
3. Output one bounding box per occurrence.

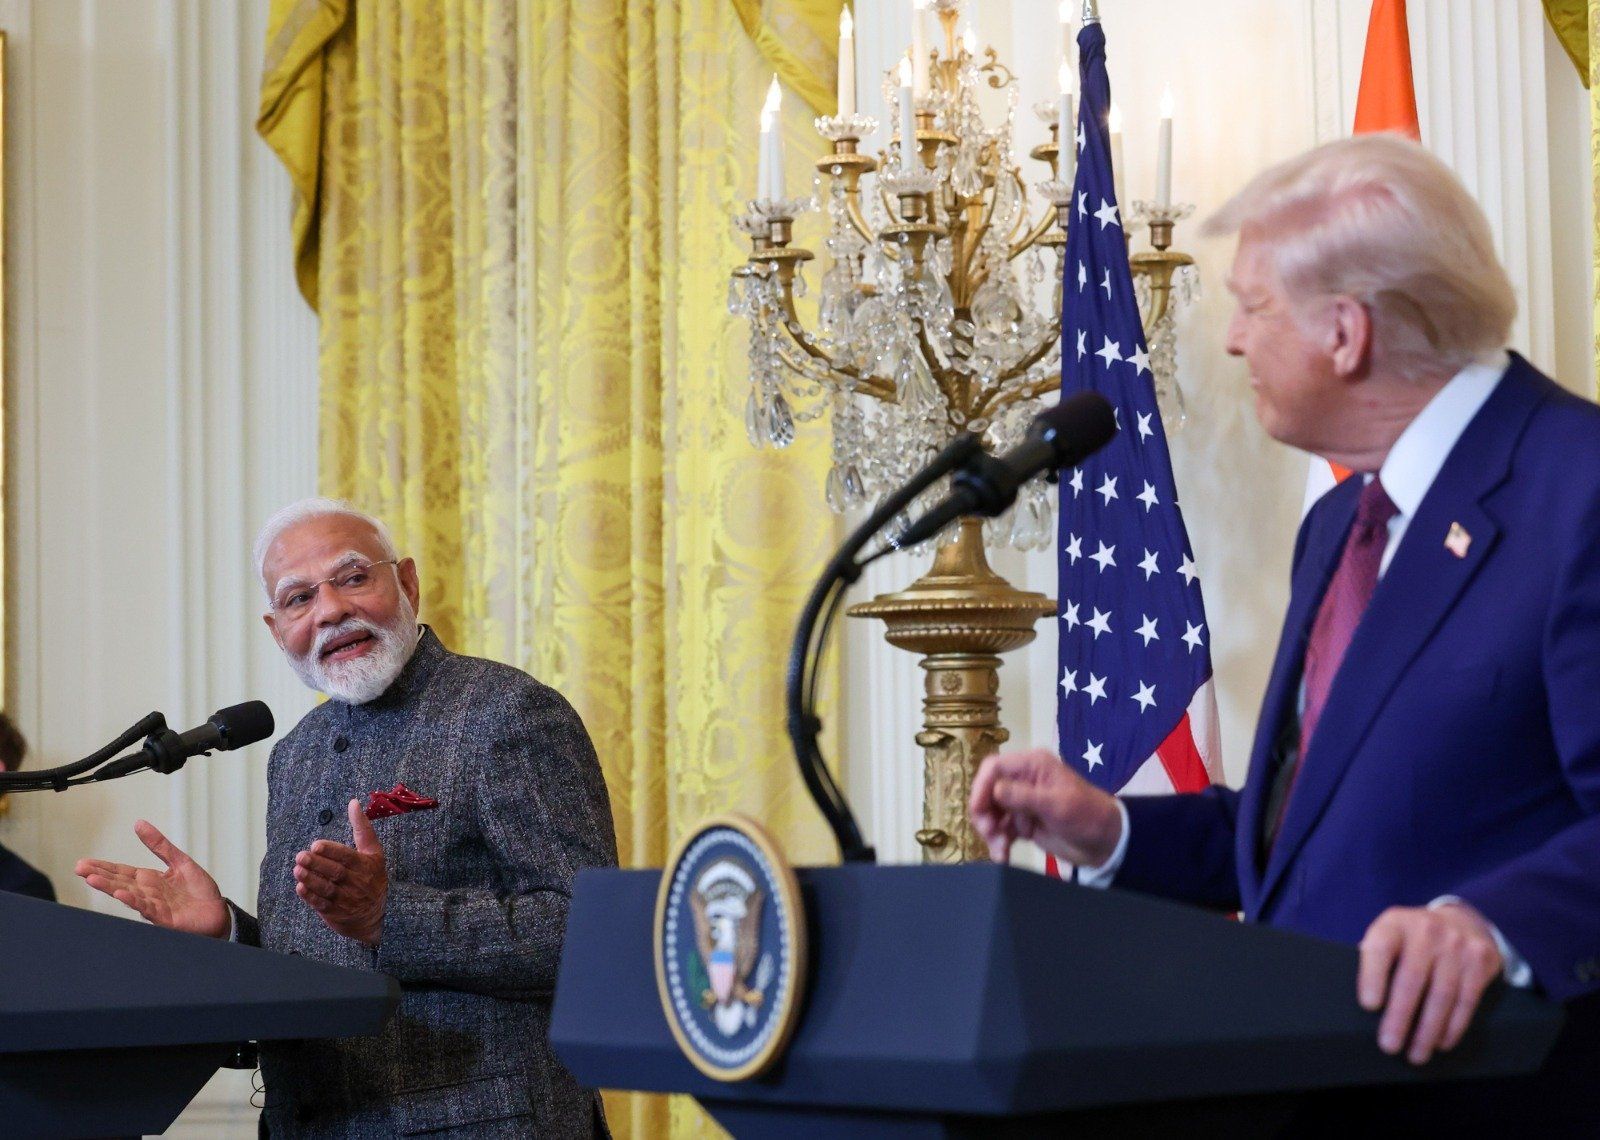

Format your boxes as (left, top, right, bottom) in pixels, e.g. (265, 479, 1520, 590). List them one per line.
(75, 819, 229, 938)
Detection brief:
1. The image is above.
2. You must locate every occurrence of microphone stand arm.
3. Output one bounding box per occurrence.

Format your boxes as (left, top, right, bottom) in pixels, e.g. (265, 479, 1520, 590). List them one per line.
(788, 432, 986, 864)
(0, 713, 168, 793)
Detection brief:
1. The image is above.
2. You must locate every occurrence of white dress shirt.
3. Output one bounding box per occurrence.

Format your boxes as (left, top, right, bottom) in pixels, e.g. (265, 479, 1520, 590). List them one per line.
(1072, 353, 1529, 984)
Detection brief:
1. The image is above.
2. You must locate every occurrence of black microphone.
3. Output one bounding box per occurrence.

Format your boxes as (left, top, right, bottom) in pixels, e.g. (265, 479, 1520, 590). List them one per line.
(93, 702, 276, 781)
(895, 391, 1118, 548)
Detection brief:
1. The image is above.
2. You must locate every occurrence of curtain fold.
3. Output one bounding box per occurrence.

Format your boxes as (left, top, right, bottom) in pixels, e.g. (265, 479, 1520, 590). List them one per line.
(260, 2, 841, 1136)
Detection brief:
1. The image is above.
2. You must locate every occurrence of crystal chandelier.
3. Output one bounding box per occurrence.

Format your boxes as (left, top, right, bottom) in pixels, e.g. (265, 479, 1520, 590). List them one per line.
(730, 0, 1199, 861)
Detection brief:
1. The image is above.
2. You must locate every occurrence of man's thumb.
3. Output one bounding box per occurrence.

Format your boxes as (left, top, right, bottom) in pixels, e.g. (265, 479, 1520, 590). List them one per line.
(348, 798, 382, 854)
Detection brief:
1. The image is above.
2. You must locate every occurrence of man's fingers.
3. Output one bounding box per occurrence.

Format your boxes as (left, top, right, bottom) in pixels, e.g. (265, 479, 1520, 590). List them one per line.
(133, 819, 189, 870)
(1442, 944, 1501, 1050)
(294, 865, 341, 901)
(1358, 916, 1405, 1011)
(296, 851, 347, 883)
(308, 840, 362, 867)
(296, 881, 330, 911)
(990, 776, 1051, 818)
(1405, 957, 1462, 1064)
(1377, 939, 1433, 1055)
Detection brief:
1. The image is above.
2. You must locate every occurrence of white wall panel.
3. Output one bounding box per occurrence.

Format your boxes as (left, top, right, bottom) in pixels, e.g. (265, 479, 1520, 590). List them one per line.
(0, 0, 316, 1133)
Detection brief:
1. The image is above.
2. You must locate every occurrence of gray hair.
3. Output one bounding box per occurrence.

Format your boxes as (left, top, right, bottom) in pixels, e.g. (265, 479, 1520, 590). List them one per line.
(252, 497, 400, 600)
(1204, 133, 1516, 383)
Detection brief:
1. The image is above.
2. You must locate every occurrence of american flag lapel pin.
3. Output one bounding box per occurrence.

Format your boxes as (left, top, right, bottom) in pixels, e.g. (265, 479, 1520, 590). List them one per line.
(1444, 522, 1472, 559)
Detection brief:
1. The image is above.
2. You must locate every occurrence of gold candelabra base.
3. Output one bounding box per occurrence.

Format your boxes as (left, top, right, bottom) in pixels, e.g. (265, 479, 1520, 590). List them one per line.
(848, 518, 1056, 863)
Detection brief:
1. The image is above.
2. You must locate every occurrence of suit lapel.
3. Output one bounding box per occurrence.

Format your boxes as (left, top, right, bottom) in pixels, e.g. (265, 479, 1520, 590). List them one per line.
(1236, 479, 1357, 911)
(1256, 359, 1547, 908)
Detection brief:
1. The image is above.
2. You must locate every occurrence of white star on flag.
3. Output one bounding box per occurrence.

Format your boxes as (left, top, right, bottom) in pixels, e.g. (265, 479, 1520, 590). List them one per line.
(1077, 190, 1088, 218)
(1182, 621, 1206, 652)
(1137, 481, 1159, 511)
(1064, 533, 1082, 564)
(1178, 554, 1198, 585)
(1086, 608, 1113, 639)
(1060, 668, 1078, 696)
(1063, 601, 1081, 630)
(1127, 345, 1150, 376)
(1069, 468, 1084, 497)
(1083, 740, 1104, 770)
(1095, 336, 1122, 369)
(1100, 269, 1112, 298)
(1093, 198, 1119, 229)
(1077, 261, 1087, 291)
(1131, 681, 1157, 712)
(1138, 548, 1160, 579)
(1089, 542, 1116, 572)
(1083, 673, 1108, 704)
(1096, 475, 1118, 505)
(1135, 614, 1159, 645)
(1136, 411, 1153, 440)
(1076, 330, 1087, 360)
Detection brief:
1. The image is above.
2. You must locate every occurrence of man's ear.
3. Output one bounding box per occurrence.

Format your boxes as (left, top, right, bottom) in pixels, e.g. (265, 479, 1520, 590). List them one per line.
(263, 610, 284, 648)
(1326, 294, 1373, 379)
(398, 557, 421, 615)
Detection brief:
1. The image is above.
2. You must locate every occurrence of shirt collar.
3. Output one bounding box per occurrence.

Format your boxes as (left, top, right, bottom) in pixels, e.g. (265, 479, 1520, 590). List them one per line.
(1376, 350, 1508, 518)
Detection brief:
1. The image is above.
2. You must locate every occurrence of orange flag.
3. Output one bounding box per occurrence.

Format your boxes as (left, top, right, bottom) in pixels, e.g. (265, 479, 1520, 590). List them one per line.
(1353, 0, 1420, 139)
(1308, 0, 1418, 500)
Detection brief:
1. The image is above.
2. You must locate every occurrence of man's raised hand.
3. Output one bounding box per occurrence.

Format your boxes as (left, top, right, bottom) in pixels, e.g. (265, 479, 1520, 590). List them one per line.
(969, 748, 1123, 867)
(293, 799, 388, 946)
(75, 820, 230, 938)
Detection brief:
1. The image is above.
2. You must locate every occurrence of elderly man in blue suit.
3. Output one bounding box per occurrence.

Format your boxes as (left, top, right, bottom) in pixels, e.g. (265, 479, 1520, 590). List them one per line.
(970, 134, 1600, 1127)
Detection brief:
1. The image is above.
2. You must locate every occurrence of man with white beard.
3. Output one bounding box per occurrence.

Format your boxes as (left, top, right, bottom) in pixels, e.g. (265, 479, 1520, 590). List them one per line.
(77, 499, 618, 1138)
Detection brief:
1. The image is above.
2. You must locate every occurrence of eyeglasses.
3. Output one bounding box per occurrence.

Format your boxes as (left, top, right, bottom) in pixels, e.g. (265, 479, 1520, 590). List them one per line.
(270, 559, 400, 619)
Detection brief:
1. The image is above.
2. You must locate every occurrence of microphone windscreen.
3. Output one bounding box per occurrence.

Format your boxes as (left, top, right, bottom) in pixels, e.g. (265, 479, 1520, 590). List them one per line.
(1034, 391, 1118, 469)
(211, 701, 275, 750)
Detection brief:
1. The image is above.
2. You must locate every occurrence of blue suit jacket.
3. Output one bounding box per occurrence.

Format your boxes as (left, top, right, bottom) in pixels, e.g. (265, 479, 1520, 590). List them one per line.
(1116, 355, 1600, 1003)
(0, 840, 54, 902)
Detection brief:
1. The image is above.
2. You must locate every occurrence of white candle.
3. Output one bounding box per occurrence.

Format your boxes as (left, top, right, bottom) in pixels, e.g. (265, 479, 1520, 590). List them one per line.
(898, 58, 916, 169)
(1156, 85, 1174, 208)
(1109, 101, 1125, 209)
(962, 24, 977, 57)
(762, 76, 783, 199)
(1058, 62, 1076, 187)
(838, 7, 855, 117)
(911, 0, 929, 96)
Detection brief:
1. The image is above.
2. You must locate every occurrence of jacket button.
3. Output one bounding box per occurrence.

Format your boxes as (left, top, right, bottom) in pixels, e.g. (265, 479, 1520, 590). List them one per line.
(333, 736, 350, 752)
(318, 808, 334, 825)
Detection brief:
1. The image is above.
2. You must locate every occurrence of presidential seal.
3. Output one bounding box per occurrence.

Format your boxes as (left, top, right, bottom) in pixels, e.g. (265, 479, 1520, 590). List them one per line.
(654, 815, 807, 1081)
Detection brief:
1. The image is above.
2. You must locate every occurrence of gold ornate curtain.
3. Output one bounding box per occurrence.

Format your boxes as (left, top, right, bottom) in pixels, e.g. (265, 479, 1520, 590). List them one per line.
(258, 1, 842, 1136)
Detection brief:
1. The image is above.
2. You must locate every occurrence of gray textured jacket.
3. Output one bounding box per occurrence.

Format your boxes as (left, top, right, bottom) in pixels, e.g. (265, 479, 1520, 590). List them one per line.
(234, 628, 617, 1138)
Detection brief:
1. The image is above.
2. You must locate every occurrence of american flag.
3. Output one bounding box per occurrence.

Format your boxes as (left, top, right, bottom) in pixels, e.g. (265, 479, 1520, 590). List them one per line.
(1056, 20, 1219, 802)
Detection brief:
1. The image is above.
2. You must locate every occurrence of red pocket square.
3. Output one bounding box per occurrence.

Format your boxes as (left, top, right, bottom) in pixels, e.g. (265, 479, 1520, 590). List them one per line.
(364, 782, 439, 820)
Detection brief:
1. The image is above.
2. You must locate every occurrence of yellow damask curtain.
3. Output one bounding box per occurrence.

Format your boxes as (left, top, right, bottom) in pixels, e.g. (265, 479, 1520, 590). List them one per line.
(259, 1, 841, 1136)
(1541, 0, 1600, 394)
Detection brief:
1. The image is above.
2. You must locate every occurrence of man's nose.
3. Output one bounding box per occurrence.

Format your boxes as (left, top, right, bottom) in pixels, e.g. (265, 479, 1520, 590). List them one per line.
(1223, 312, 1245, 357)
(310, 581, 354, 625)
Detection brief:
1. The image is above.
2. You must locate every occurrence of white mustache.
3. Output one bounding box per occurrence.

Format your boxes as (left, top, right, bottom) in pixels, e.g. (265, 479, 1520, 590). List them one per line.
(311, 619, 382, 659)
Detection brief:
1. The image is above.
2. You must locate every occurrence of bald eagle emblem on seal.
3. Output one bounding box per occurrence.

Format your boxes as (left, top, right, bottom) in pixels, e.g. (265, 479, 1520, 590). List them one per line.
(655, 815, 808, 1081)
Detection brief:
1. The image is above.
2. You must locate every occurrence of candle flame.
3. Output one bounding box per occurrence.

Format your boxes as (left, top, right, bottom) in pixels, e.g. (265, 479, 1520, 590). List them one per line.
(898, 57, 913, 87)
(1108, 102, 1123, 133)
(840, 5, 852, 37)
(1058, 61, 1074, 96)
(764, 75, 782, 117)
(963, 25, 977, 54)
(1160, 84, 1174, 119)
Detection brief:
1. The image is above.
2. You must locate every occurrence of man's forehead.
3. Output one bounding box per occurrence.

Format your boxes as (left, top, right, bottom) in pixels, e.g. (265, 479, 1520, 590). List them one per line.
(264, 516, 386, 578)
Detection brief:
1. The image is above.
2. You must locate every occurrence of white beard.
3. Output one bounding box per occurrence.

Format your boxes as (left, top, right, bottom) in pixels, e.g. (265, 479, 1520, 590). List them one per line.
(286, 596, 420, 704)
